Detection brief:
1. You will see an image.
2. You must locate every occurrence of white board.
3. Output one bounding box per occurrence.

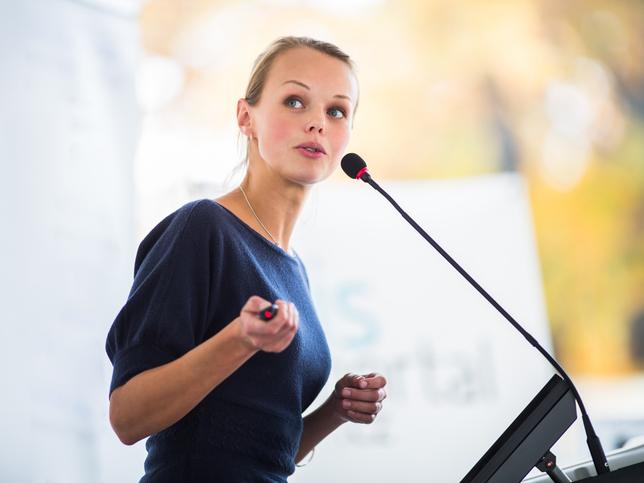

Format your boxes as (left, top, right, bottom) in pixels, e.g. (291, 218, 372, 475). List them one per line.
(0, 1, 140, 482)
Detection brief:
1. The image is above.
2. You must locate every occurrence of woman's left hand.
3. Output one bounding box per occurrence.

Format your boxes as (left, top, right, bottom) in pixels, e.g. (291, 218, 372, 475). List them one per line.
(330, 372, 387, 424)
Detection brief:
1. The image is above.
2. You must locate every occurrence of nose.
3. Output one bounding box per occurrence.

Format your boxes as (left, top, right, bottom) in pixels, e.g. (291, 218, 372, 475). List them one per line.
(304, 107, 326, 134)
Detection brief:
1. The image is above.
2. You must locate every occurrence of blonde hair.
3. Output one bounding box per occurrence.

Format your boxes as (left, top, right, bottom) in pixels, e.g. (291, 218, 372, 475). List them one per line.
(245, 36, 357, 109)
(230, 36, 358, 180)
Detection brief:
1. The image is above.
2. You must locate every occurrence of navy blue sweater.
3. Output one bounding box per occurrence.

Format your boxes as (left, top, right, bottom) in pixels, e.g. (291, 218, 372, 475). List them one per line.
(106, 199, 332, 482)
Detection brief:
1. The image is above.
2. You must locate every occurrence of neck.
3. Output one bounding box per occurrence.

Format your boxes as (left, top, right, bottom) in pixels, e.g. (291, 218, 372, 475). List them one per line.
(237, 168, 309, 253)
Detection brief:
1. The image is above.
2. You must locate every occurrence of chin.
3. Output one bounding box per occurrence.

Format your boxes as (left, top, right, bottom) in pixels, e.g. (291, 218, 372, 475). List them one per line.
(286, 165, 335, 186)
(290, 173, 327, 186)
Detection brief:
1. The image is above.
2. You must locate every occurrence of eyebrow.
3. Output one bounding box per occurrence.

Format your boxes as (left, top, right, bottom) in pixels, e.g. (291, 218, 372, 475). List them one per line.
(281, 80, 351, 101)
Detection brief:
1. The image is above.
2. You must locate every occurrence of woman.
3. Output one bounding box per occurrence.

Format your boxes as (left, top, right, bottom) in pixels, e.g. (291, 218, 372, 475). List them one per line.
(106, 36, 388, 482)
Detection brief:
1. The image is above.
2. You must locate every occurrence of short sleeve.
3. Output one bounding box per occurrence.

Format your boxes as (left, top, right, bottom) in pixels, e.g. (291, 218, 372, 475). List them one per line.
(105, 201, 215, 398)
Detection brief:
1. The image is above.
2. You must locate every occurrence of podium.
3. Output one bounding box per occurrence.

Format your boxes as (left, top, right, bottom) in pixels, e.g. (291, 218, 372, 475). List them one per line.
(461, 374, 644, 482)
(523, 442, 644, 482)
(576, 461, 644, 482)
(461, 375, 576, 482)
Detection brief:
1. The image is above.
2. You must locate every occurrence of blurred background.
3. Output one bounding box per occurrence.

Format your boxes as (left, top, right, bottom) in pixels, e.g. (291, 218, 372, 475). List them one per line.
(1, 0, 642, 481)
(138, 0, 644, 376)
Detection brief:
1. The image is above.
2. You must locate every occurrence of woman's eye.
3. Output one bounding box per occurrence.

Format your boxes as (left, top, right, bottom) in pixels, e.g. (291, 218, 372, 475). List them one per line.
(286, 97, 346, 119)
(328, 107, 346, 119)
(286, 97, 303, 109)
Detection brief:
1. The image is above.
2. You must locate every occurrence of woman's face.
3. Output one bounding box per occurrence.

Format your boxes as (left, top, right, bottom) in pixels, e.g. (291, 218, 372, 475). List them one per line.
(242, 47, 358, 186)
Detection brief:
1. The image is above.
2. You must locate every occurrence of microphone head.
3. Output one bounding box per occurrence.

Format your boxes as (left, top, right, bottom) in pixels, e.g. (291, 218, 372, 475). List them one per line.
(341, 153, 370, 181)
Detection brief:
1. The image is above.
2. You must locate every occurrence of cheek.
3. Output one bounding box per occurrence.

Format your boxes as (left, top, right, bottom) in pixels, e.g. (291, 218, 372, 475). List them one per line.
(259, 122, 289, 162)
(325, 128, 350, 175)
(265, 113, 292, 142)
(268, 118, 292, 145)
(256, 111, 292, 156)
(331, 125, 351, 156)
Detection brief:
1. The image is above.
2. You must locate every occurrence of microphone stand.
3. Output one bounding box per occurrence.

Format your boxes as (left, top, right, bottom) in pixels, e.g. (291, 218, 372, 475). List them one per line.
(356, 171, 609, 476)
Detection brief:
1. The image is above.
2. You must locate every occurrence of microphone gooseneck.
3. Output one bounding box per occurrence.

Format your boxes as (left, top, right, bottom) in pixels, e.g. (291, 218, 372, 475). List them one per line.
(340, 152, 610, 475)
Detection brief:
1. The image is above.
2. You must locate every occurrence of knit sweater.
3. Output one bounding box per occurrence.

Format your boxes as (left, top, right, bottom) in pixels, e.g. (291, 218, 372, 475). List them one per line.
(106, 199, 332, 482)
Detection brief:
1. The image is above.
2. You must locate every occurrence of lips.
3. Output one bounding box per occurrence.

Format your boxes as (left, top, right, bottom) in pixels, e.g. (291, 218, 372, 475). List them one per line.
(295, 142, 326, 154)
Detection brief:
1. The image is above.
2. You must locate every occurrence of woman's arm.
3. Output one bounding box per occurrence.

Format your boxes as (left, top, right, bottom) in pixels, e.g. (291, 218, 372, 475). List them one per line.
(109, 317, 256, 445)
(296, 394, 346, 463)
(296, 373, 388, 464)
(109, 297, 298, 445)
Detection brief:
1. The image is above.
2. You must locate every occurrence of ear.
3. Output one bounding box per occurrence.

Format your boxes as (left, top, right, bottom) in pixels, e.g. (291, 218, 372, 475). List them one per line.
(237, 98, 254, 138)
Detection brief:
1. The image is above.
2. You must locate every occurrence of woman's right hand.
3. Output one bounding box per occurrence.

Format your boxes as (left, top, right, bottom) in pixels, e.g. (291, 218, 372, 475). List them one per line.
(235, 296, 299, 353)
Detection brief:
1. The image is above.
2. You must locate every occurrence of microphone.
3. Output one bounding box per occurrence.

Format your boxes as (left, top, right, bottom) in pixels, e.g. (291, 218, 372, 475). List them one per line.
(341, 152, 372, 183)
(340, 152, 610, 476)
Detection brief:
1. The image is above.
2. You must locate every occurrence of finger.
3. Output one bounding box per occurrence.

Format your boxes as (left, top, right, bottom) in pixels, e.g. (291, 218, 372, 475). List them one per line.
(335, 373, 363, 396)
(347, 409, 376, 424)
(265, 329, 297, 352)
(341, 399, 382, 414)
(275, 299, 290, 322)
(262, 300, 290, 334)
(280, 303, 298, 333)
(241, 308, 277, 334)
(349, 373, 368, 389)
(243, 316, 272, 335)
(341, 387, 386, 402)
(263, 315, 298, 352)
(341, 373, 357, 384)
(272, 307, 299, 339)
(244, 309, 289, 338)
(243, 295, 271, 313)
(360, 373, 387, 389)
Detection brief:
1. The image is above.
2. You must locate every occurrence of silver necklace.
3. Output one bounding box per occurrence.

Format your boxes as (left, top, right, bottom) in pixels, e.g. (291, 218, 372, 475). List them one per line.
(239, 184, 279, 246)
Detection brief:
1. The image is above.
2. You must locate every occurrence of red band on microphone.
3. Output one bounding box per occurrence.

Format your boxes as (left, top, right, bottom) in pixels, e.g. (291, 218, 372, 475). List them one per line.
(356, 167, 368, 180)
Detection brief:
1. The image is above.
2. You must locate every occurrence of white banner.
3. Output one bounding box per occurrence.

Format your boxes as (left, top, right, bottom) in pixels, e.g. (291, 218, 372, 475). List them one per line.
(291, 174, 554, 482)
